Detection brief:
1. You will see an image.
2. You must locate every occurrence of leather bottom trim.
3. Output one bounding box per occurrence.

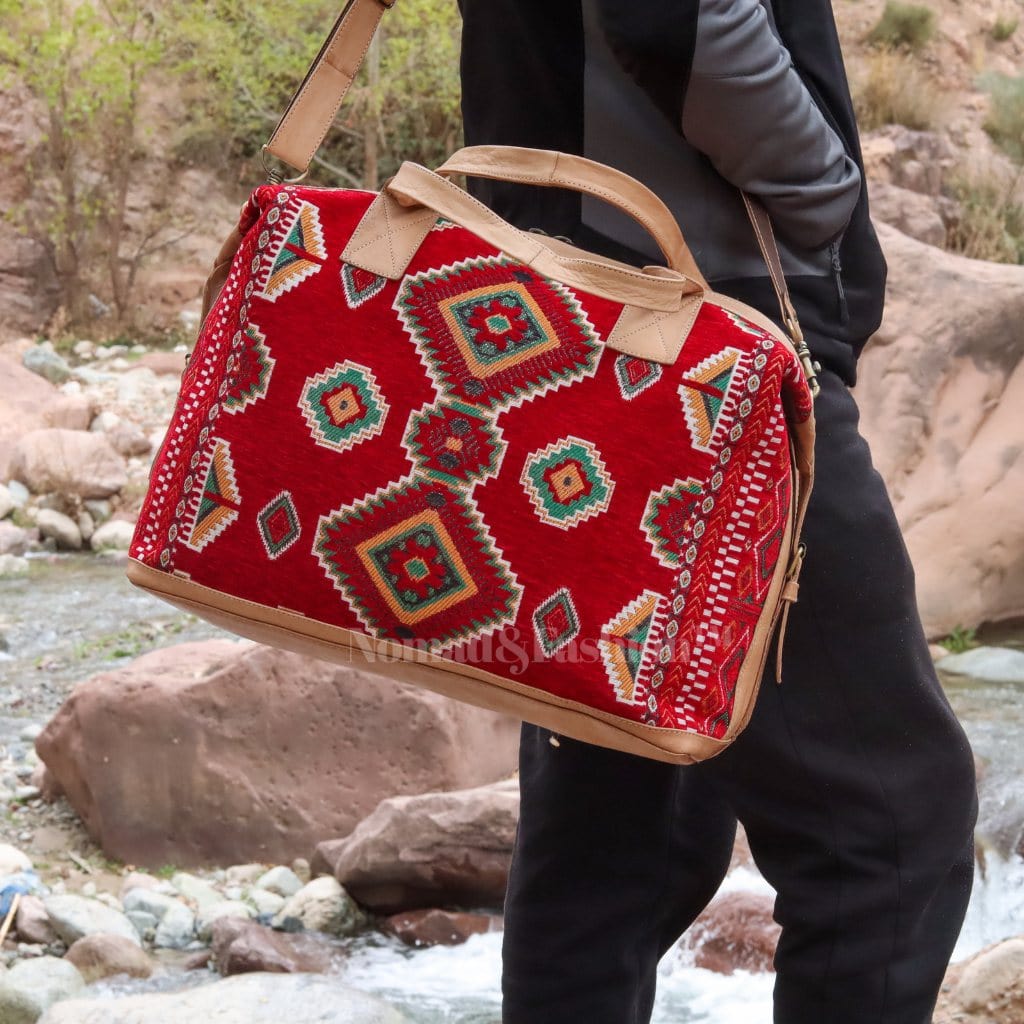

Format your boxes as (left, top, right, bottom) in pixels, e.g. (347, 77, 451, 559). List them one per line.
(125, 559, 732, 765)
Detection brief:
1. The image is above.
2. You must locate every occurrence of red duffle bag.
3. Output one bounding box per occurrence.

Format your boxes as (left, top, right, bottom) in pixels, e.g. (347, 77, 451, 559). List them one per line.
(128, 0, 816, 764)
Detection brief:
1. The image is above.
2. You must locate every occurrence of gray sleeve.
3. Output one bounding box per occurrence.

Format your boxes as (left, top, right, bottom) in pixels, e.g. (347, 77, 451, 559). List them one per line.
(682, 0, 861, 249)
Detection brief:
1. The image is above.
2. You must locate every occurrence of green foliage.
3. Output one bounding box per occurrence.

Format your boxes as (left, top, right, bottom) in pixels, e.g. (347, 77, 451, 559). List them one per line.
(980, 72, 1024, 163)
(867, 2, 936, 52)
(941, 625, 979, 655)
(947, 167, 1024, 265)
(170, 0, 461, 187)
(992, 16, 1019, 42)
(0, 0, 462, 332)
(853, 50, 942, 131)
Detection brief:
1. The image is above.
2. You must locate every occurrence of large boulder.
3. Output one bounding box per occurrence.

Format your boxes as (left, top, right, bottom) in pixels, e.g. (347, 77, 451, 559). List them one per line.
(10, 428, 127, 499)
(856, 223, 1024, 636)
(35, 640, 519, 867)
(0, 355, 92, 480)
(42, 893, 142, 947)
(36, 973, 407, 1024)
(211, 918, 335, 976)
(932, 937, 1024, 1024)
(0, 956, 84, 1023)
(312, 778, 520, 914)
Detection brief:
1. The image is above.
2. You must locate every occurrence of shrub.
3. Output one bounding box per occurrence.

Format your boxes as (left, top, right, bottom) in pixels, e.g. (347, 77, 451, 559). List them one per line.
(992, 16, 1019, 42)
(946, 168, 1024, 265)
(867, 2, 936, 52)
(853, 50, 943, 131)
(980, 72, 1024, 163)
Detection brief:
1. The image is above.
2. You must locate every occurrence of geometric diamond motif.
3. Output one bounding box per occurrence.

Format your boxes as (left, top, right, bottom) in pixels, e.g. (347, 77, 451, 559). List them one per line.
(395, 256, 601, 411)
(520, 436, 614, 530)
(341, 263, 387, 309)
(313, 476, 522, 651)
(614, 353, 663, 400)
(641, 478, 703, 567)
(183, 438, 240, 552)
(403, 401, 507, 489)
(678, 347, 743, 453)
(599, 590, 666, 705)
(300, 361, 389, 453)
(258, 199, 326, 302)
(533, 588, 580, 658)
(257, 491, 301, 560)
(223, 324, 275, 415)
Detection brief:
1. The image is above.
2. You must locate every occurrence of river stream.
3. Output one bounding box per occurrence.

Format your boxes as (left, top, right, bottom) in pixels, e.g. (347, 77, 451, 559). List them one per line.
(1, 555, 1022, 1022)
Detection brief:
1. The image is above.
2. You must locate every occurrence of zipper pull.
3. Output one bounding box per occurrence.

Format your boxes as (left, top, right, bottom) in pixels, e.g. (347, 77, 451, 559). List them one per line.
(829, 241, 849, 325)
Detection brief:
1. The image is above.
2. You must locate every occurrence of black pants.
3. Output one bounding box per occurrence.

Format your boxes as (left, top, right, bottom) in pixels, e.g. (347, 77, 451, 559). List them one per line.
(502, 369, 978, 1024)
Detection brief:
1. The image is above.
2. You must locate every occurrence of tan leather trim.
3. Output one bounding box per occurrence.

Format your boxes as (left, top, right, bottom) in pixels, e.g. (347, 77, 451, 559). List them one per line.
(606, 293, 704, 363)
(435, 147, 708, 288)
(265, 0, 392, 173)
(341, 190, 439, 278)
(125, 558, 731, 765)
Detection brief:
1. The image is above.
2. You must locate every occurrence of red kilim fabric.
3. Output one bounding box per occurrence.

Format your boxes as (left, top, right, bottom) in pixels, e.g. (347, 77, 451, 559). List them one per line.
(133, 185, 812, 740)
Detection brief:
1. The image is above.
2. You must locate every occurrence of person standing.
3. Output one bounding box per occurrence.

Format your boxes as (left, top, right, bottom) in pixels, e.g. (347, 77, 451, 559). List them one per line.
(456, 2, 978, 1022)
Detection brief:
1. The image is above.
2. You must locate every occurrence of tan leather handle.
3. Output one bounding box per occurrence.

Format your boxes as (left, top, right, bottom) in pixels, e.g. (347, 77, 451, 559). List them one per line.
(435, 147, 708, 289)
(383, 162, 701, 311)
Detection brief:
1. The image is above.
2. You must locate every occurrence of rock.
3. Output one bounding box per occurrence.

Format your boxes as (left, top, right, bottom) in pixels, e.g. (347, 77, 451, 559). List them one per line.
(313, 778, 520, 913)
(211, 918, 333, 976)
(116, 368, 159, 407)
(952, 937, 1024, 1014)
(855, 224, 1024, 636)
(861, 127, 955, 197)
(0, 553, 29, 577)
(22, 346, 71, 385)
(171, 872, 223, 909)
(382, 908, 495, 947)
(0, 844, 32, 874)
(9, 429, 127, 499)
(255, 866, 303, 899)
(36, 973, 407, 1024)
(247, 889, 286, 918)
(183, 949, 212, 971)
(196, 900, 254, 942)
(43, 894, 142, 947)
(77, 510, 94, 542)
(225, 864, 266, 886)
(5, 480, 29, 506)
(119, 872, 160, 901)
(0, 956, 84, 1022)
(121, 890, 195, 949)
(867, 181, 948, 247)
(0, 522, 32, 556)
(35, 640, 518, 867)
(937, 647, 1024, 684)
(0, 484, 12, 520)
(271, 877, 365, 937)
(14, 894, 58, 945)
(125, 910, 158, 940)
(88, 519, 135, 552)
(0, 356, 94, 480)
(82, 499, 111, 524)
(105, 421, 151, 457)
(680, 891, 780, 974)
(35, 508, 82, 550)
(134, 351, 187, 376)
(65, 934, 153, 983)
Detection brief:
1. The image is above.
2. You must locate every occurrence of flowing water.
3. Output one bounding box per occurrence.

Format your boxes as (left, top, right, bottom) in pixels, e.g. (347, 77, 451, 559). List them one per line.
(2, 557, 1023, 1021)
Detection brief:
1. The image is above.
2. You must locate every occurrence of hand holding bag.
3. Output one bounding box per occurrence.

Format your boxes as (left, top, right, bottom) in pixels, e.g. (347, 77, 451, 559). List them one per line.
(127, 0, 816, 764)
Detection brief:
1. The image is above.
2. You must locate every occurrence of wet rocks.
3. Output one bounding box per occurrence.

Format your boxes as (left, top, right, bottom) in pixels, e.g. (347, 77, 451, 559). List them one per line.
(313, 778, 520, 913)
(210, 918, 334, 976)
(87, 519, 134, 552)
(382, 908, 496, 948)
(680, 891, 780, 975)
(937, 647, 1024, 684)
(121, 889, 195, 949)
(34, 509, 82, 551)
(64, 934, 153, 983)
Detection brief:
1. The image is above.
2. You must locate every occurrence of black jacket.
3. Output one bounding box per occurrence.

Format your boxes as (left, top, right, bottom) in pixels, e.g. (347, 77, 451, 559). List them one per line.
(457, 0, 887, 385)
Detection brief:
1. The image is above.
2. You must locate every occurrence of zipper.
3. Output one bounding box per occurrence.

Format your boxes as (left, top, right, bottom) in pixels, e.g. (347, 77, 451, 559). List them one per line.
(828, 239, 849, 325)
